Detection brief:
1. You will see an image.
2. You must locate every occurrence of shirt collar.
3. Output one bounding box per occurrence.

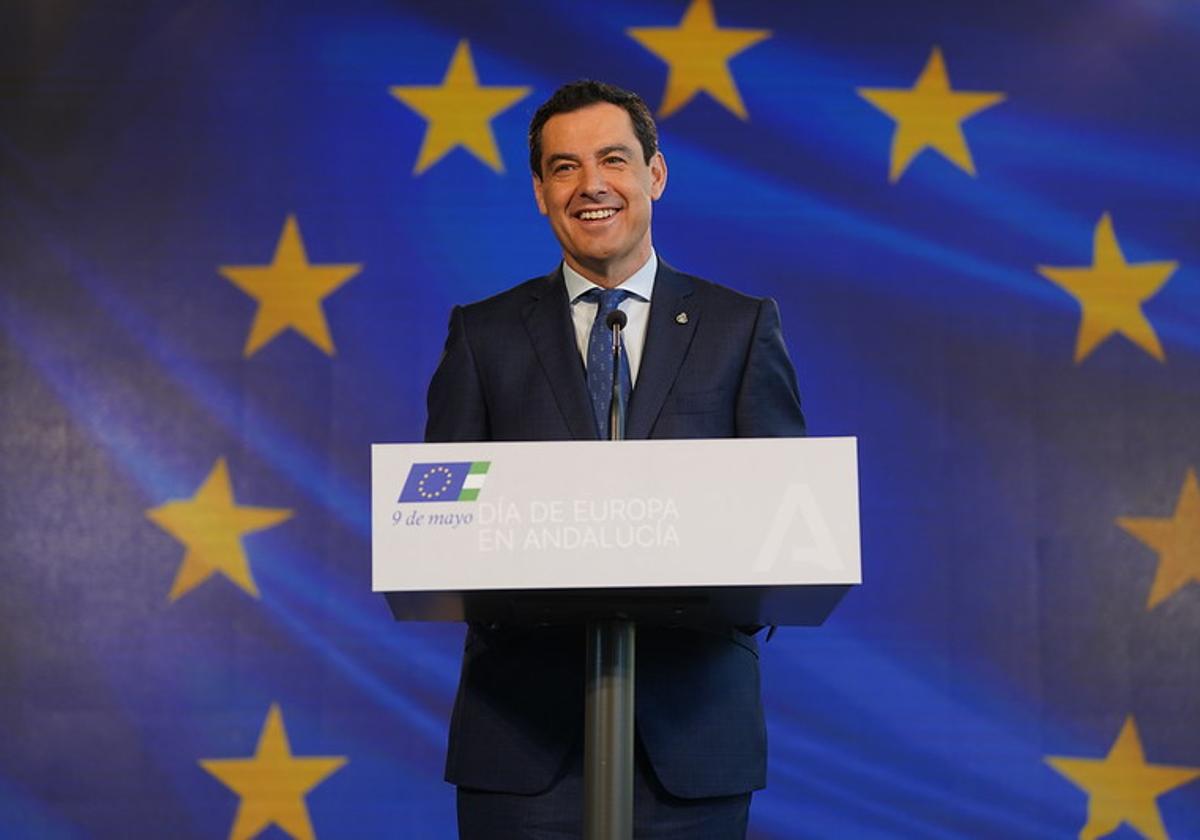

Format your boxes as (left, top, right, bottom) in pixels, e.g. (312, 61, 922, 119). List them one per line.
(564, 249, 657, 303)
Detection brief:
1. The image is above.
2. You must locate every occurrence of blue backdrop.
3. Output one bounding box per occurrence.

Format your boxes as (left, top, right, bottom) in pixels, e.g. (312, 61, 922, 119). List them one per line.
(2, 1, 1198, 837)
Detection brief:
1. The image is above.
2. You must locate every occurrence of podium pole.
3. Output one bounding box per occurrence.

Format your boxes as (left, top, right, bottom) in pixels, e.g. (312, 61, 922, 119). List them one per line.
(583, 311, 636, 838)
(584, 618, 635, 839)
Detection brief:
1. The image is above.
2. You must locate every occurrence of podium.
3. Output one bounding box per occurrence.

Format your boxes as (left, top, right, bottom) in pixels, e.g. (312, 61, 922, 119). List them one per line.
(373, 437, 860, 838)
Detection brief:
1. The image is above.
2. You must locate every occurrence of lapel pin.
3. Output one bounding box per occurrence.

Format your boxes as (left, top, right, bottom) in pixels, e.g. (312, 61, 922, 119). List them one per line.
(675, 312, 688, 325)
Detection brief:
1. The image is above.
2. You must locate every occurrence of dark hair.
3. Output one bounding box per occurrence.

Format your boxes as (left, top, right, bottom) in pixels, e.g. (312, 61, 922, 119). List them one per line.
(528, 80, 658, 177)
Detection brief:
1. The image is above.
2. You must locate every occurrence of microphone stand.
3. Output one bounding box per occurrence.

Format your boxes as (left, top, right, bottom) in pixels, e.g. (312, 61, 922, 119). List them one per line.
(584, 309, 635, 840)
(607, 310, 627, 442)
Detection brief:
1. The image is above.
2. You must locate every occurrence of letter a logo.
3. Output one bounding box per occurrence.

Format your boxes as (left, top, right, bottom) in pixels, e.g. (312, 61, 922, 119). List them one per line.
(752, 484, 844, 575)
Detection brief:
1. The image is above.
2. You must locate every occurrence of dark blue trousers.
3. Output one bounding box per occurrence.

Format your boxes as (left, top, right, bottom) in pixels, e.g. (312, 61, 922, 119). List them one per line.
(456, 735, 751, 839)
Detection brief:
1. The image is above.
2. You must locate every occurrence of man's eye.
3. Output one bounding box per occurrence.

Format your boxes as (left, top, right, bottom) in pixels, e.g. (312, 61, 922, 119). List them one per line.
(553, 163, 575, 174)
(604, 156, 626, 165)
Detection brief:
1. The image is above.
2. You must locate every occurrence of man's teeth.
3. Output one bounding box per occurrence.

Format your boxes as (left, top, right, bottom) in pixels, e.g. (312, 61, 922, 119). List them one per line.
(578, 209, 617, 220)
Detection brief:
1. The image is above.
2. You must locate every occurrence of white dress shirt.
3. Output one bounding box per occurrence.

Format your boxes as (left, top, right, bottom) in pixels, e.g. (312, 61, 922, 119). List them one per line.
(562, 250, 656, 384)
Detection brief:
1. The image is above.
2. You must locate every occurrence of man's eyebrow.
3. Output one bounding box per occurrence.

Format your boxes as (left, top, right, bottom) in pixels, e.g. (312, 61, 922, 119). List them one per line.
(596, 144, 636, 158)
(544, 152, 581, 167)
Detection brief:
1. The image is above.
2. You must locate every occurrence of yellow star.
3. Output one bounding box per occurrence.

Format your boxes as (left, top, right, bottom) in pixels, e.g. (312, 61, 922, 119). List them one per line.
(1037, 214, 1177, 364)
(857, 46, 1005, 182)
(1117, 468, 1200, 609)
(219, 215, 362, 357)
(389, 40, 530, 174)
(1046, 716, 1200, 840)
(200, 703, 347, 840)
(145, 458, 292, 601)
(628, 0, 770, 119)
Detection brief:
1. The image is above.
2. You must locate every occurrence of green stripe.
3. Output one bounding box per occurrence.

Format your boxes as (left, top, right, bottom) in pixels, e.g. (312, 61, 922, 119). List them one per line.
(469, 461, 490, 475)
(458, 488, 480, 502)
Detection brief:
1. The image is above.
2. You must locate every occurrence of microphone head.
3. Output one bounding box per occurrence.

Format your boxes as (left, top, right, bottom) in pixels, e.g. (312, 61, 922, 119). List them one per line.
(606, 309, 628, 329)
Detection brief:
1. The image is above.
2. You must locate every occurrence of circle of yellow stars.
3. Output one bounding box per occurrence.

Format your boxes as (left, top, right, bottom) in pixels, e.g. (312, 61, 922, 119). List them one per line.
(169, 5, 1196, 838)
(416, 465, 454, 499)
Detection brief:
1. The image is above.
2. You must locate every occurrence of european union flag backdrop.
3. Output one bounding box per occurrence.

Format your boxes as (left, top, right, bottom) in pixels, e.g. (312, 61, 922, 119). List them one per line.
(2, 1, 1198, 837)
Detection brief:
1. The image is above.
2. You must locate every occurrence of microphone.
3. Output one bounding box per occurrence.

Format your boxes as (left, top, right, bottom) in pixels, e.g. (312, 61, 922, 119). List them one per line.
(606, 309, 628, 441)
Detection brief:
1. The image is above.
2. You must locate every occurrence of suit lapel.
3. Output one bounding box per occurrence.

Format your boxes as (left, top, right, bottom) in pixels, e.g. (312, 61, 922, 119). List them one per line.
(627, 261, 698, 439)
(522, 268, 598, 440)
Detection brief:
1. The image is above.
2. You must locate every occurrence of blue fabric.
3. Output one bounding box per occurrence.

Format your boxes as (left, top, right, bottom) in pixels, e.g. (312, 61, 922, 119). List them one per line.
(580, 287, 633, 440)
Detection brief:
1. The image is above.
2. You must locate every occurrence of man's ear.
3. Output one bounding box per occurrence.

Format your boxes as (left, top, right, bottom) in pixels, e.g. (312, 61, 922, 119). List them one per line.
(532, 174, 548, 215)
(649, 152, 668, 200)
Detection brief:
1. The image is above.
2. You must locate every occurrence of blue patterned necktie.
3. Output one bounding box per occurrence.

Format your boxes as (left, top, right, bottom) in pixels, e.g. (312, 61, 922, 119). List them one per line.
(580, 287, 634, 439)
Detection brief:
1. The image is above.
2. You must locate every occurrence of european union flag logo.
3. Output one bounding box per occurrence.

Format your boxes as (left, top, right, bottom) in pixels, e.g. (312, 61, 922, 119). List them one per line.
(398, 462, 490, 503)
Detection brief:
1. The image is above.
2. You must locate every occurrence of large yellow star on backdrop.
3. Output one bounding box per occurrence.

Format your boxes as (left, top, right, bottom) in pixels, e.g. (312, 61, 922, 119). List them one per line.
(145, 458, 292, 601)
(219, 215, 362, 357)
(1117, 468, 1200, 609)
(201, 704, 347, 840)
(389, 40, 530, 174)
(1046, 716, 1200, 840)
(1037, 213, 1177, 364)
(628, 0, 770, 119)
(857, 46, 1005, 183)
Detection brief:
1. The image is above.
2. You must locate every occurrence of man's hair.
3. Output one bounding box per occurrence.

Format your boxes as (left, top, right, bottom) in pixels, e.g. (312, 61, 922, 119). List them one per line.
(528, 80, 658, 177)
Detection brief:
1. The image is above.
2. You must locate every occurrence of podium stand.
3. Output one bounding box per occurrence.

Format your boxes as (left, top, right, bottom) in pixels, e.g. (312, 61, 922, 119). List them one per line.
(373, 437, 860, 839)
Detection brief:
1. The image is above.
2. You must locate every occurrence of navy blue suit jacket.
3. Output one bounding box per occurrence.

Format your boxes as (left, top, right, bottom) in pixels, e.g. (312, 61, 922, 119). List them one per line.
(426, 260, 805, 798)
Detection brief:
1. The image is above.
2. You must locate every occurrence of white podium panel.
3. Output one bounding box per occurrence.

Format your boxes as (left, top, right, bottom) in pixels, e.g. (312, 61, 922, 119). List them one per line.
(372, 437, 860, 599)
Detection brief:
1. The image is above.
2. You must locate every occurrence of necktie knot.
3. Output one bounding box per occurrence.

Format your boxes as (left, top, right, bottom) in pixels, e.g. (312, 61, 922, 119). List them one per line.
(580, 287, 631, 316)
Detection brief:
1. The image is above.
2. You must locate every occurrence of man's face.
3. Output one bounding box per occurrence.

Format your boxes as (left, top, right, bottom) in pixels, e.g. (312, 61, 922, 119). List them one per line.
(532, 102, 667, 286)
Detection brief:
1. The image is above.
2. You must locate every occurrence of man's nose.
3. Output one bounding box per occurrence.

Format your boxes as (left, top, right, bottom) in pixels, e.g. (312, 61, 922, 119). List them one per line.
(578, 162, 608, 198)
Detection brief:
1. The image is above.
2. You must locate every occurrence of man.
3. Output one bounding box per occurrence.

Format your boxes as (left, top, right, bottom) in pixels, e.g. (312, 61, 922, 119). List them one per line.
(426, 80, 805, 838)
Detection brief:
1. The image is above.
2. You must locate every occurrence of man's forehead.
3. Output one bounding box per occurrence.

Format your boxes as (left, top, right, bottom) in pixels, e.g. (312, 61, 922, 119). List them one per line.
(540, 103, 638, 154)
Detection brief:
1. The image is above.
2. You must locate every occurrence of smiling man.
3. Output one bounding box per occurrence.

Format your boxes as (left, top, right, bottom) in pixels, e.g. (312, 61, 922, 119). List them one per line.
(531, 92, 666, 288)
(426, 80, 805, 838)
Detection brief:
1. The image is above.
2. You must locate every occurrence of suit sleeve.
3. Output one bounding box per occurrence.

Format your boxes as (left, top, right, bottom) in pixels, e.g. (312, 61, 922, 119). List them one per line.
(425, 305, 491, 443)
(734, 297, 806, 438)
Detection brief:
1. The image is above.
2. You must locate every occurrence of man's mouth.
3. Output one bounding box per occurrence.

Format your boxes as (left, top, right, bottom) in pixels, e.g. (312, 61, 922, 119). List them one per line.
(576, 208, 618, 221)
